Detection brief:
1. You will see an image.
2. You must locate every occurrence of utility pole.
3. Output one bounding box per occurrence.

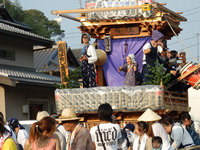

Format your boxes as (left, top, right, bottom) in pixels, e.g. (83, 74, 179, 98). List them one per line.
(80, 0, 82, 8)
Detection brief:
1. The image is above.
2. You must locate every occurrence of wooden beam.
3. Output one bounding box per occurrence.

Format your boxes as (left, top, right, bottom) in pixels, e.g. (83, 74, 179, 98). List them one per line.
(178, 64, 200, 81)
(59, 14, 81, 22)
(52, 6, 143, 15)
(0, 76, 17, 87)
(176, 12, 183, 14)
(154, 3, 187, 22)
(112, 33, 150, 39)
(52, 3, 167, 15)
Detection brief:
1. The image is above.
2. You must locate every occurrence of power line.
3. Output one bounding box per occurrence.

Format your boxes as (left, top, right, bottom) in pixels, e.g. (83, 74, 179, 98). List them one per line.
(177, 43, 200, 52)
(168, 36, 196, 46)
(182, 6, 200, 13)
(181, 19, 200, 25)
(183, 10, 200, 17)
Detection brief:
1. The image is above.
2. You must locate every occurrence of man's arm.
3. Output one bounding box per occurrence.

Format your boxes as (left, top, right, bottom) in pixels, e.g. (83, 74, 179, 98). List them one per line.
(144, 48, 151, 55)
(75, 127, 94, 150)
(171, 127, 183, 149)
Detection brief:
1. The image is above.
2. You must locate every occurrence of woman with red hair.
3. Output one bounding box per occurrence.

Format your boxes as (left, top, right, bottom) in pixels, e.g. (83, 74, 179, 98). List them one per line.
(24, 116, 61, 150)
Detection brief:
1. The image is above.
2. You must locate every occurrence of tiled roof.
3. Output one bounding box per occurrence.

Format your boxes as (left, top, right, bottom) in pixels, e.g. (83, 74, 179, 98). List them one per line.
(0, 67, 61, 85)
(0, 22, 53, 42)
(34, 47, 80, 73)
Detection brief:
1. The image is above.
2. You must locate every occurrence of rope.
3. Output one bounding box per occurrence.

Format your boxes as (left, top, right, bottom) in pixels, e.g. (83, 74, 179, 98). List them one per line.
(163, 15, 199, 64)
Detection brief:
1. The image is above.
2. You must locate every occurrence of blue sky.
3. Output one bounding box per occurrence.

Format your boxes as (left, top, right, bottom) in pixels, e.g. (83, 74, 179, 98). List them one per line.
(17, 0, 200, 62)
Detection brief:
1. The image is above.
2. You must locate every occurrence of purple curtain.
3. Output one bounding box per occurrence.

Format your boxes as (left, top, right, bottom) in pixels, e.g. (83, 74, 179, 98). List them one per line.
(98, 37, 151, 86)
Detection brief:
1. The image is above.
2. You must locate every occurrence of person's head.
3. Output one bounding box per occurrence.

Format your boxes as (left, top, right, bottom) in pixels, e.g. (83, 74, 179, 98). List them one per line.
(152, 30, 164, 44)
(0, 112, 4, 124)
(8, 118, 25, 131)
(36, 111, 50, 121)
(98, 103, 113, 122)
(0, 121, 8, 137)
(111, 115, 117, 123)
(135, 121, 148, 136)
(126, 54, 135, 65)
(57, 108, 81, 132)
(81, 33, 90, 45)
(124, 123, 135, 132)
(29, 116, 56, 142)
(180, 112, 192, 127)
(61, 120, 79, 132)
(167, 51, 171, 59)
(160, 115, 173, 134)
(170, 50, 178, 59)
(152, 136, 162, 150)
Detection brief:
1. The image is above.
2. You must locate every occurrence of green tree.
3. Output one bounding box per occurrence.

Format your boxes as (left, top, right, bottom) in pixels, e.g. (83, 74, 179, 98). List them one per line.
(4, 0, 24, 22)
(144, 60, 171, 86)
(55, 67, 82, 89)
(4, 0, 65, 40)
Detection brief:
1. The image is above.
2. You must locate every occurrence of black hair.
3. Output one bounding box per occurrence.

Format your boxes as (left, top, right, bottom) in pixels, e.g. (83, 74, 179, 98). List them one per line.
(0, 121, 8, 136)
(152, 136, 162, 144)
(180, 112, 191, 121)
(81, 33, 90, 44)
(137, 121, 148, 133)
(9, 121, 19, 131)
(160, 115, 173, 126)
(0, 112, 5, 124)
(98, 103, 113, 122)
(170, 50, 178, 59)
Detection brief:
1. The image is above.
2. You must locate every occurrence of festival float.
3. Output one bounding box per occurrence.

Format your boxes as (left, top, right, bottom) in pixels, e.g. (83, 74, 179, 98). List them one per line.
(52, 0, 200, 128)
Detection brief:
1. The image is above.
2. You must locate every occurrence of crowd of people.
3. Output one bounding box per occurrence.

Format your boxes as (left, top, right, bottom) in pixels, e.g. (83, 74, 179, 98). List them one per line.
(0, 103, 200, 150)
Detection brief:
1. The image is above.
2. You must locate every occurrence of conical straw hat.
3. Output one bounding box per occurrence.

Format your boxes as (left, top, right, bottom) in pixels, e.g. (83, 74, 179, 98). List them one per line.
(138, 108, 161, 122)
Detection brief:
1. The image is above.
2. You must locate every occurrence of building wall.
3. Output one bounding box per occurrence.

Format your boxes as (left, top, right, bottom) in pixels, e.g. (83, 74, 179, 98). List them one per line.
(188, 87, 200, 122)
(4, 85, 56, 120)
(0, 35, 34, 69)
(0, 86, 6, 119)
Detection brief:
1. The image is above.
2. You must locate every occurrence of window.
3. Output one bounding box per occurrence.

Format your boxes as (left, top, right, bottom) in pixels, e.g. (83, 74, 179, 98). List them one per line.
(0, 50, 15, 61)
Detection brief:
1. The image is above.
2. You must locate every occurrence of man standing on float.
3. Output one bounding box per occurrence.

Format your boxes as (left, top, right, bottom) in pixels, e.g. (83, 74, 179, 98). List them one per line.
(142, 30, 164, 82)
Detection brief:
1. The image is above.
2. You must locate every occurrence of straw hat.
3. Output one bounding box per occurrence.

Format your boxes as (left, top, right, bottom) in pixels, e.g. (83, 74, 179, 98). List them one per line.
(36, 111, 50, 121)
(57, 108, 82, 123)
(95, 49, 107, 66)
(137, 108, 161, 122)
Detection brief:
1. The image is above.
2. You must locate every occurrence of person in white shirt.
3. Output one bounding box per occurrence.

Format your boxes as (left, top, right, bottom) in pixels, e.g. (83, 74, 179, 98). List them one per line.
(80, 33, 97, 88)
(142, 30, 164, 82)
(133, 121, 152, 150)
(90, 103, 122, 150)
(8, 118, 29, 149)
(137, 109, 170, 150)
(160, 115, 195, 149)
(123, 123, 137, 149)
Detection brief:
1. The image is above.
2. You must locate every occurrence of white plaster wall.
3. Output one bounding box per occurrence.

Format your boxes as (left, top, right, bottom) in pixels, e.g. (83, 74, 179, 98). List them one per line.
(4, 86, 56, 120)
(188, 87, 200, 122)
(0, 35, 34, 69)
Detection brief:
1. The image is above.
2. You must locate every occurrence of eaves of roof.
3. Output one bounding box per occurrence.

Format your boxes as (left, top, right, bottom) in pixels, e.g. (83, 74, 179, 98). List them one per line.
(0, 67, 61, 87)
(0, 22, 54, 48)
